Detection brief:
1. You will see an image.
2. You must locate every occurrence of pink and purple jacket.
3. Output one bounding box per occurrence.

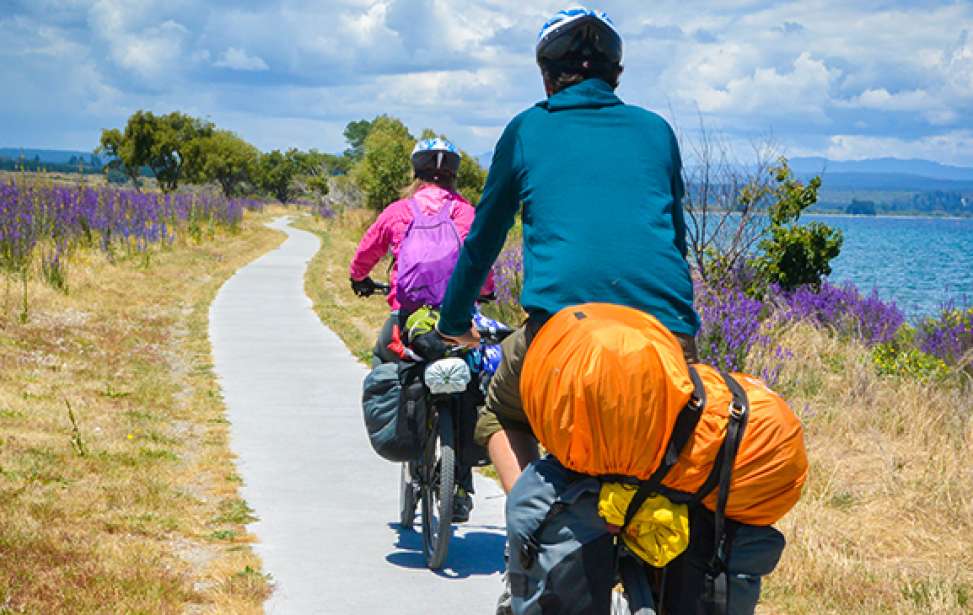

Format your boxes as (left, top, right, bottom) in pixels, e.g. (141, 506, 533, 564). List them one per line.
(349, 185, 494, 310)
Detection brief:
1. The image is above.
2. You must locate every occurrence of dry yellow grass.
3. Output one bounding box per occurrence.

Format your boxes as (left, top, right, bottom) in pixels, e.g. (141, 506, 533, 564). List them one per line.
(300, 209, 973, 613)
(0, 206, 288, 613)
(750, 323, 973, 614)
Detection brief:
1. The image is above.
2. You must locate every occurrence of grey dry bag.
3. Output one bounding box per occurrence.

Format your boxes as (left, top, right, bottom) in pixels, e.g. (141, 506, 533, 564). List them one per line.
(361, 362, 423, 462)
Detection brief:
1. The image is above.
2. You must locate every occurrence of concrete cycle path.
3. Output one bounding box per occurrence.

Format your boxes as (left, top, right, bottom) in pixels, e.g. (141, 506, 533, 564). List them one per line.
(210, 217, 507, 614)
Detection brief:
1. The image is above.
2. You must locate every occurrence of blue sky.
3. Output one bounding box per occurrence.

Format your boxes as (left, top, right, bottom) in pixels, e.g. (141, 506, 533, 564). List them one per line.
(2, 0, 972, 165)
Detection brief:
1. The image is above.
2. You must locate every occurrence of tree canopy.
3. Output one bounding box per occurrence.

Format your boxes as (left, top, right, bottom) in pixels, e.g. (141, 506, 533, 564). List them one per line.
(95, 110, 488, 207)
(98, 111, 214, 193)
(352, 116, 416, 210)
(183, 130, 259, 197)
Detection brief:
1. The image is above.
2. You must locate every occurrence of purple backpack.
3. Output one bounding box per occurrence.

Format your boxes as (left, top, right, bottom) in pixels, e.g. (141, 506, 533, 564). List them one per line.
(396, 198, 461, 311)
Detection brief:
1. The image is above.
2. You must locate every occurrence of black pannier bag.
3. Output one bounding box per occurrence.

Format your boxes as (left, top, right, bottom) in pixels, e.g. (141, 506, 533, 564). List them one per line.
(361, 363, 423, 462)
(457, 388, 490, 467)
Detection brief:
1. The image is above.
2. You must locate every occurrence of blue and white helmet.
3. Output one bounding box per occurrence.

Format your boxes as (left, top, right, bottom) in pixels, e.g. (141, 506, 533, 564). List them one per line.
(536, 7, 622, 67)
(411, 138, 461, 178)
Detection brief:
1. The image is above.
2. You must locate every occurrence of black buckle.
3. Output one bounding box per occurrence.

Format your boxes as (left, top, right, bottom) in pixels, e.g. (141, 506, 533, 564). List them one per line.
(728, 400, 745, 421)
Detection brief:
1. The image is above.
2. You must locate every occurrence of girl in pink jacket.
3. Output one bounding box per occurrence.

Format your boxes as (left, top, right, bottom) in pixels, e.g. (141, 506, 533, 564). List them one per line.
(349, 138, 493, 365)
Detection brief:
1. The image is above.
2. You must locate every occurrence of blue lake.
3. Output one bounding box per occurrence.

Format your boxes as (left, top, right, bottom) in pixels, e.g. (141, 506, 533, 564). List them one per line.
(806, 215, 973, 319)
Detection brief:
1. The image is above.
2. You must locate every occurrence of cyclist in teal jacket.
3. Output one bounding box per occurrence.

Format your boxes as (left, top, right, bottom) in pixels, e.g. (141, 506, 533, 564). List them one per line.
(437, 7, 699, 496)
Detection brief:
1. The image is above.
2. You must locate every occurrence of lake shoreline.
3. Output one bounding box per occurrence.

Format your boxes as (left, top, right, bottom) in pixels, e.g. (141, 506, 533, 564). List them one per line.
(808, 211, 972, 221)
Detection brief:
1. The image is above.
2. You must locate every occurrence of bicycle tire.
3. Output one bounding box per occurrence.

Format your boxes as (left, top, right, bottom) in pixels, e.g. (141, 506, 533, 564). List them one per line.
(610, 590, 633, 615)
(613, 553, 656, 615)
(399, 462, 417, 529)
(421, 404, 455, 570)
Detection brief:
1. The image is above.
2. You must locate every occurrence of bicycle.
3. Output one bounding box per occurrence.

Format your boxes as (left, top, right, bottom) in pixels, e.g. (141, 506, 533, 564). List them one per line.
(360, 281, 511, 569)
(399, 314, 512, 569)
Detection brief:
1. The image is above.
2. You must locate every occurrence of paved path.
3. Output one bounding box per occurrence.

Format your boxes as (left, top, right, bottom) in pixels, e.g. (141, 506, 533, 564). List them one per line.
(209, 218, 507, 614)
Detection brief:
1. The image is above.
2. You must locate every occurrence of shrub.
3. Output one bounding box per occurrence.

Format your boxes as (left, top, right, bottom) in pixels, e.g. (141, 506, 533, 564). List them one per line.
(486, 243, 526, 325)
(917, 305, 973, 373)
(696, 281, 768, 372)
(754, 161, 843, 291)
(773, 280, 904, 347)
(872, 342, 950, 381)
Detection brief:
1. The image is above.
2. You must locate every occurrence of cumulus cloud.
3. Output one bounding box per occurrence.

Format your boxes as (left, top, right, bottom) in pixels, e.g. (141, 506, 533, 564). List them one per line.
(213, 47, 269, 71)
(686, 52, 839, 122)
(1, 0, 972, 165)
(826, 131, 973, 166)
(87, 0, 192, 84)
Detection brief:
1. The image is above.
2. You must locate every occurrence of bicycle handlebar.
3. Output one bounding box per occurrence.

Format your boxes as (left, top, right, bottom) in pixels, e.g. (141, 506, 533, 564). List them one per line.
(359, 282, 390, 298)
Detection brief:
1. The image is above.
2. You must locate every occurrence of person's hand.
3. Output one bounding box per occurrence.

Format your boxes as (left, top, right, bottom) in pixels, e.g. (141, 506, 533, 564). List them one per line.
(436, 325, 481, 349)
(350, 276, 377, 297)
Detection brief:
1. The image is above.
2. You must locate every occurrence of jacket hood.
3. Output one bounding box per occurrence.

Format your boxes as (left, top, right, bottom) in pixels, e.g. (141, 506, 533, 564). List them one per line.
(411, 184, 469, 213)
(539, 78, 623, 111)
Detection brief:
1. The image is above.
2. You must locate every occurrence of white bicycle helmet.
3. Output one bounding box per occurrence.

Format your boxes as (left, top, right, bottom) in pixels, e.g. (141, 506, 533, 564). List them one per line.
(411, 138, 462, 179)
(536, 7, 622, 68)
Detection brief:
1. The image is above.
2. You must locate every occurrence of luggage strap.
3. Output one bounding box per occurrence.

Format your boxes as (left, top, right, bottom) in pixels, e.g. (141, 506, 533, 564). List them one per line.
(621, 369, 749, 615)
(520, 366, 706, 570)
(621, 365, 706, 528)
(699, 371, 750, 615)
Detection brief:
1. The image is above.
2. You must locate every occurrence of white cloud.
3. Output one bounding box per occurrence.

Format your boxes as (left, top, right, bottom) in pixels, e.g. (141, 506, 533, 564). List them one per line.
(842, 87, 957, 125)
(848, 88, 932, 112)
(826, 131, 973, 166)
(943, 30, 973, 99)
(3, 0, 973, 165)
(88, 1, 191, 82)
(676, 51, 839, 125)
(213, 47, 269, 71)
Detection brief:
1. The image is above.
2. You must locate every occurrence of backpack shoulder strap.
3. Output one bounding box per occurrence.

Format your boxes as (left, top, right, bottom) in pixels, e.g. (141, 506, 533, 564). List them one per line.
(406, 198, 422, 220)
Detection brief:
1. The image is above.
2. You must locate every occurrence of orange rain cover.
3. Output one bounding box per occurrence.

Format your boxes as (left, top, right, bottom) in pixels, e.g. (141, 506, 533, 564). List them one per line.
(520, 304, 808, 525)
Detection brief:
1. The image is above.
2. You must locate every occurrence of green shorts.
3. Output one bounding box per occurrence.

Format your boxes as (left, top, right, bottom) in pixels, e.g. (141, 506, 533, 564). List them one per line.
(474, 325, 700, 447)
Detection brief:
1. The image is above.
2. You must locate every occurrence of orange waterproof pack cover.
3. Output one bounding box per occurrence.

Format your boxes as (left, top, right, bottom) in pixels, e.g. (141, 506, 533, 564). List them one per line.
(520, 303, 808, 525)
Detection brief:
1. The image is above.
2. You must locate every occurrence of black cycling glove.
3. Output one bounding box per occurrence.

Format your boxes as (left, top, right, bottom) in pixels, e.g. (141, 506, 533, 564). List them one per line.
(350, 276, 377, 297)
(412, 331, 449, 361)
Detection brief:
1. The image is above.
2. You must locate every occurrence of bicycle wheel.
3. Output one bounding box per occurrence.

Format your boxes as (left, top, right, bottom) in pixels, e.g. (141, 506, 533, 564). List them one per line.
(610, 589, 633, 615)
(399, 462, 418, 529)
(420, 403, 455, 570)
(613, 553, 656, 615)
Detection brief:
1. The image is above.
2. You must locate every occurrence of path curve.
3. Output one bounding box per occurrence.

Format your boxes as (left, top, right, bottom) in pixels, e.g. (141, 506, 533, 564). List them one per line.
(209, 218, 507, 614)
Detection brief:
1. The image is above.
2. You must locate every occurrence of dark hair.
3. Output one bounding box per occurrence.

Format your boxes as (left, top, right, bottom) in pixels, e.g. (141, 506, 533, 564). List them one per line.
(541, 57, 623, 93)
(415, 169, 457, 187)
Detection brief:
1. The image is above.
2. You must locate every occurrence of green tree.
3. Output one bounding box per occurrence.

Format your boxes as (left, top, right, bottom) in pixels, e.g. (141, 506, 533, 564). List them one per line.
(352, 116, 415, 210)
(292, 149, 337, 200)
(343, 119, 373, 161)
(754, 160, 843, 290)
(455, 152, 487, 205)
(98, 128, 141, 187)
(256, 149, 304, 203)
(98, 110, 213, 192)
(183, 130, 259, 197)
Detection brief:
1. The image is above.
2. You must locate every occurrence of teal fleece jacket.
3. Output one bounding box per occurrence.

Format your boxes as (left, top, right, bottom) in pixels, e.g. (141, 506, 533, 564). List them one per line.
(439, 79, 700, 337)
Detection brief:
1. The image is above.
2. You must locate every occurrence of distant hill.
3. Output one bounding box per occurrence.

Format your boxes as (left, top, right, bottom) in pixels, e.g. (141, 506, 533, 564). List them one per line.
(0, 147, 98, 165)
(785, 157, 973, 216)
(806, 172, 973, 192)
